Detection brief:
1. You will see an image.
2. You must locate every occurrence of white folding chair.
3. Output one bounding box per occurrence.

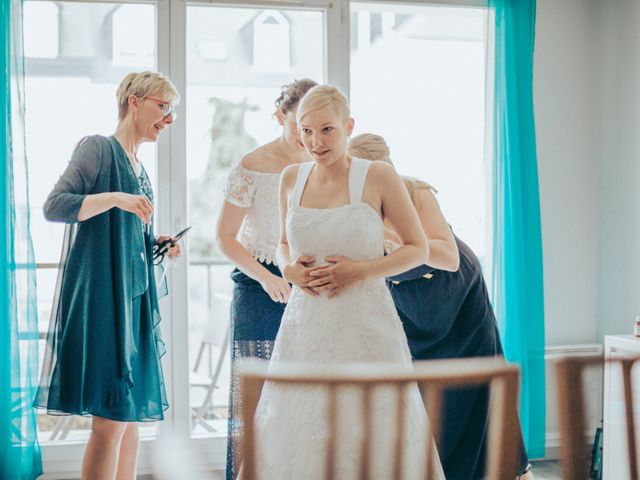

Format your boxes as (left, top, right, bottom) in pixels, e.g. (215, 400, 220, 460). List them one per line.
(191, 292, 231, 432)
(49, 415, 76, 441)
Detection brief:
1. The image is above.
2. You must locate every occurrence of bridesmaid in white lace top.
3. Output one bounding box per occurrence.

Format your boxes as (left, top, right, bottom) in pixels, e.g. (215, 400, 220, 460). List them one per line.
(216, 79, 317, 480)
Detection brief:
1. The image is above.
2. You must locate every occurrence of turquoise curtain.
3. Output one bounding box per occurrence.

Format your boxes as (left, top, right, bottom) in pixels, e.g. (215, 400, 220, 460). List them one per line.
(1, 0, 43, 477)
(488, 0, 546, 458)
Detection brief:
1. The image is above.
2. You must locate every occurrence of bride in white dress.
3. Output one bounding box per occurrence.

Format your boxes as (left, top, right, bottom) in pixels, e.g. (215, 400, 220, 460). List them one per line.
(250, 85, 444, 480)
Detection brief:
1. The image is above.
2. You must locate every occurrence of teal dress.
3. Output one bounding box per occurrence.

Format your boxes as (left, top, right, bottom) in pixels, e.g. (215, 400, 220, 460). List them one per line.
(34, 135, 168, 422)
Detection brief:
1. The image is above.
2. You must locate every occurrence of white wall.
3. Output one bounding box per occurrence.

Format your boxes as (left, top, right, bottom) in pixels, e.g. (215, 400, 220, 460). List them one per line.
(534, 0, 640, 458)
(532, 1, 603, 457)
(534, 0, 599, 345)
(596, 0, 640, 340)
(535, 0, 640, 344)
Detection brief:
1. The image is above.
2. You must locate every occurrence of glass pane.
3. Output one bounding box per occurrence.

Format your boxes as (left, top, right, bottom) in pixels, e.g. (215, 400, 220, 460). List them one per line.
(185, 5, 325, 436)
(350, 3, 489, 261)
(24, 0, 158, 443)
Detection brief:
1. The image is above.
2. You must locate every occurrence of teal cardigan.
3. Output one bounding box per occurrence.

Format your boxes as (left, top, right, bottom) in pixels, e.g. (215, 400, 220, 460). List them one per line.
(36, 135, 164, 404)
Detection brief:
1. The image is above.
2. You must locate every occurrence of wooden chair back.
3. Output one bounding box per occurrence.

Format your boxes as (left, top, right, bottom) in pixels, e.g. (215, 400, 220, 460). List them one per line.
(240, 357, 522, 480)
(555, 355, 640, 479)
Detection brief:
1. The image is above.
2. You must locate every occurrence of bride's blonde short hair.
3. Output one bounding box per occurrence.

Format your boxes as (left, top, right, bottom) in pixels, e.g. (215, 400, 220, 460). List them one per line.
(347, 133, 437, 205)
(296, 85, 350, 124)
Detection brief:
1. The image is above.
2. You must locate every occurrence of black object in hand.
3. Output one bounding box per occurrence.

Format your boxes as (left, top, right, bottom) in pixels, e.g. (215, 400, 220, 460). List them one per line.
(153, 226, 191, 264)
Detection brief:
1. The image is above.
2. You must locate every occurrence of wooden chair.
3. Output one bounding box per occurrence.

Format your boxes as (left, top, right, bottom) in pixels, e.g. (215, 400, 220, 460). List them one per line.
(555, 355, 640, 479)
(239, 357, 522, 480)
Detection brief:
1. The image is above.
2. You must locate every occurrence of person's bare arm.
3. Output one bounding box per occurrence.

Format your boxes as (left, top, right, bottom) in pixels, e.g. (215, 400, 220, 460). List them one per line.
(216, 200, 291, 303)
(276, 165, 318, 297)
(355, 162, 429, 278)
(413, 187, 459, 271)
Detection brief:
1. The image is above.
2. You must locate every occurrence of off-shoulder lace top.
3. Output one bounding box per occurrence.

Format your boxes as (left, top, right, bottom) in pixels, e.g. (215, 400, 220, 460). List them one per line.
(223, 164, 281, 265)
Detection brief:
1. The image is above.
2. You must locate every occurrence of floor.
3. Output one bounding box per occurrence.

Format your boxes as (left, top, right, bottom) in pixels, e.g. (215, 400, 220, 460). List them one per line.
(530, 459, 562, 479)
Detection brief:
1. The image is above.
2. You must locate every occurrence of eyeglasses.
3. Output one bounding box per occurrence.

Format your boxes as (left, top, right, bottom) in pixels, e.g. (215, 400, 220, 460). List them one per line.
(145, 95, 177, 120)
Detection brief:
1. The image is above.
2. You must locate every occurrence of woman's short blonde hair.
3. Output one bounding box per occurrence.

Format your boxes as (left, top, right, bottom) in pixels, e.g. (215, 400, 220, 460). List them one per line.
(348, 133, 393, 166)
(347, 132, 437, 205)
(296, 85, 350, 125)
(116, 71, 180, 120)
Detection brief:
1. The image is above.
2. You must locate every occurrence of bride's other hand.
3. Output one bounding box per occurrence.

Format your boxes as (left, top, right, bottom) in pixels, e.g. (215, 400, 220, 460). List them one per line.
(283, 255, 319, 297)
(307, 255, 365, 298)
(259, 273, 292, 303)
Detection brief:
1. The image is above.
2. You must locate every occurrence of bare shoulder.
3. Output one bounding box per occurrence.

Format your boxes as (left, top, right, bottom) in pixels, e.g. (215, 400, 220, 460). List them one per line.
(238, 147, 265, 170)
(366, 160, 399, 185)
(415, 182, 437, 203)
(280, 163, 301, 188)
(239, 142, 277, 171)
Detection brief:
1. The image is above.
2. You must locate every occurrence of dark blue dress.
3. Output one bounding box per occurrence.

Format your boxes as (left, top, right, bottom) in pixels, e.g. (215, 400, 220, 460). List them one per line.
(226, 263, 286, 479)
(221, 165, 287, 480)
(387, 235, 529, 479)
(34, 135, 167, 422)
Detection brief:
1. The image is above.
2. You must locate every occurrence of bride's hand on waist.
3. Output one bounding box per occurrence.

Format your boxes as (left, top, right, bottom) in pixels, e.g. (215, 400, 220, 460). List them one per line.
(282, 255, 320, 297)
(259, 272, 292, 303)
(307, 256, 365, 299)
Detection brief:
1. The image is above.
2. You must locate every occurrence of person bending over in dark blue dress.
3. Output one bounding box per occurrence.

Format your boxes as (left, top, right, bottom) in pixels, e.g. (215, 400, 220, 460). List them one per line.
(348, 134, 533, 480)
(35, 71, 180, 480)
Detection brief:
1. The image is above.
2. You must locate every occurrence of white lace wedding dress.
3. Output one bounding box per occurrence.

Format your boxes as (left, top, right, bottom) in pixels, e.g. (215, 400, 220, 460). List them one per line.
(252, 158, 444, 480)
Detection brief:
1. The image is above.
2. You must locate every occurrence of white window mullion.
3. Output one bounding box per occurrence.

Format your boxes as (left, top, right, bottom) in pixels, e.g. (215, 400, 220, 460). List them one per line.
(483, 6, 495, 288)
(164, 0, 191, 439)
(326, 0, 349, 95)
(154, 0, 176, 437)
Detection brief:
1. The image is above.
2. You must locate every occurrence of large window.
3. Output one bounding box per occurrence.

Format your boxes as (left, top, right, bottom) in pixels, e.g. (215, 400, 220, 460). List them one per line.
(23, 0, 489, 474)
(350, 2, 489, 258)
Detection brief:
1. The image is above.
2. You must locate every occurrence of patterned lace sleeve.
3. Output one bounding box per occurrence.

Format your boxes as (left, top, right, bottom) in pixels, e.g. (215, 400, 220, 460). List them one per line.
(223, 164, 257, 208)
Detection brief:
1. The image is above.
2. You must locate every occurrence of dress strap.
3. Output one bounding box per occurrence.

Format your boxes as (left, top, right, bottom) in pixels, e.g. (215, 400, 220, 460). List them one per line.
(290, 161, 315, 207)
(348, 157, 372, 204)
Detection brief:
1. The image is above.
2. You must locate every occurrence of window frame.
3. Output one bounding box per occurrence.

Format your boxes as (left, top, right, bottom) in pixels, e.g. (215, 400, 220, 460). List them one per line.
(28, 0, 491, 476)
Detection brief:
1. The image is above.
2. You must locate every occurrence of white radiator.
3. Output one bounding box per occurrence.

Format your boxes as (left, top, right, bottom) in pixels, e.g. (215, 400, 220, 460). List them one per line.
(543, 343, 603, 459)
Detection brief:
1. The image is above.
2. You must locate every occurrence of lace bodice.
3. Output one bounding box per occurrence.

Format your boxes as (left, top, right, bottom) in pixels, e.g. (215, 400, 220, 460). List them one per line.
(279, 158, 407, 364)
(223, 164, 281, 264)
(286, 162, 384, 267)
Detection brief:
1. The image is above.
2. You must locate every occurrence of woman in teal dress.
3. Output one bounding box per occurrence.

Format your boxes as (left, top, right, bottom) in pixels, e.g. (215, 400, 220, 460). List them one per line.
(34, 71, 180, 479)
